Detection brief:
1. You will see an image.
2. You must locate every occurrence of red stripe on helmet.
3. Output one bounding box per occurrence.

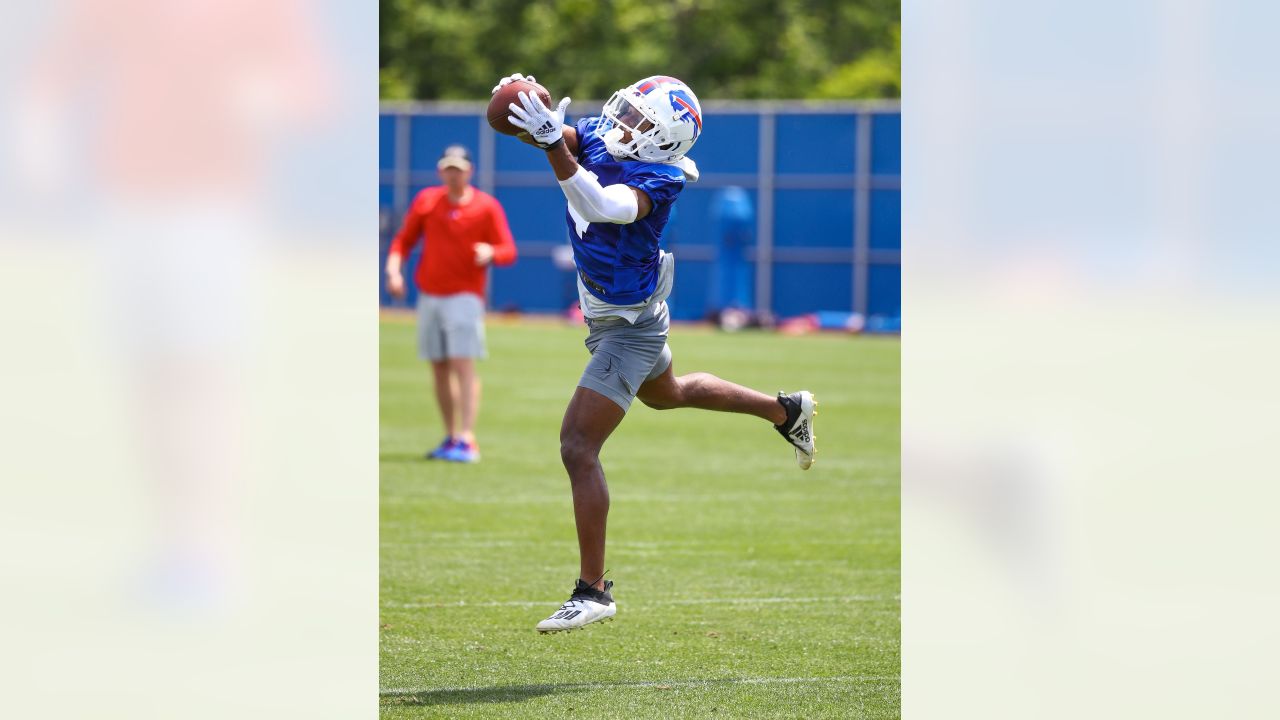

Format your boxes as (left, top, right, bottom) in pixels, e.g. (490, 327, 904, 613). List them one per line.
(673, 96, 702, 131)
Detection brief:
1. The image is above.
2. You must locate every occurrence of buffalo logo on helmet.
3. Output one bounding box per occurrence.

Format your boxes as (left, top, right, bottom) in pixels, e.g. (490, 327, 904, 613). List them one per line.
(667, 88, 702, 138)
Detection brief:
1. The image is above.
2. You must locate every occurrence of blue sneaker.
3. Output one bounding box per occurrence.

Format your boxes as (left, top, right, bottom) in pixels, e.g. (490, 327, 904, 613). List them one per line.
(425, 437, 457, 460)
(442, 439, 480, 463)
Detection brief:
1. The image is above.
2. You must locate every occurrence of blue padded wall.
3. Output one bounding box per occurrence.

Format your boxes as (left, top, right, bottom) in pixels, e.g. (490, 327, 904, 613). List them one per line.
(380, 104, 900, 326)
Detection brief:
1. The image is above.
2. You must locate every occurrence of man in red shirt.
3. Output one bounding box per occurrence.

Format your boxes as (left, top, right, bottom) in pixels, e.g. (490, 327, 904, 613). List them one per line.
(386, 145, 517, 463)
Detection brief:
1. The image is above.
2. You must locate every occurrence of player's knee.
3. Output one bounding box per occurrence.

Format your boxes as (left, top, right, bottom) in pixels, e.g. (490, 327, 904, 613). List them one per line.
(639, 380, 684, 411)
(559, 433, 598, 471)
(638, 395, 674, 411)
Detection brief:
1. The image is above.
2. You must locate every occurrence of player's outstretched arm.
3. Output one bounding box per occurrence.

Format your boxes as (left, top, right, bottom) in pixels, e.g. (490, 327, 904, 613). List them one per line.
(546, 140, 652, 222)
(508, 91, 651, 222)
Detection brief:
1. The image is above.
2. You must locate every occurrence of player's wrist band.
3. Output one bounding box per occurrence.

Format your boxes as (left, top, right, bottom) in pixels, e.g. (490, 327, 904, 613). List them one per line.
(543, 138, 565, 151)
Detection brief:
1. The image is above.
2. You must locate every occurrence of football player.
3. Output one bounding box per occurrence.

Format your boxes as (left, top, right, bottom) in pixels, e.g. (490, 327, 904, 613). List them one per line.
(496, 73, 817, 633)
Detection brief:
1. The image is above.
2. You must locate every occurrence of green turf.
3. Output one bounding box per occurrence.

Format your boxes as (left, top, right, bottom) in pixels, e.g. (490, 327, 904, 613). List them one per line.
(380, 315, 900, 719)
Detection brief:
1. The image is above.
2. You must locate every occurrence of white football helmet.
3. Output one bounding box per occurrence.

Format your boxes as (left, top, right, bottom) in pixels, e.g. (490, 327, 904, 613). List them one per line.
(597, 75, 703, 164)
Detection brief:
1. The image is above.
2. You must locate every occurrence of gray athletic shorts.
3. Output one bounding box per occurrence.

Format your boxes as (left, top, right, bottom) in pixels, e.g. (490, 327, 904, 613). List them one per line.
(579, 300, 673, 411)
(416, 292, 487, 361)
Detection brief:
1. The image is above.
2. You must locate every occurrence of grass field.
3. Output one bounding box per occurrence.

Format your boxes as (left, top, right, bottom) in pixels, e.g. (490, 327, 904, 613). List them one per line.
(380, 314, 900, 718)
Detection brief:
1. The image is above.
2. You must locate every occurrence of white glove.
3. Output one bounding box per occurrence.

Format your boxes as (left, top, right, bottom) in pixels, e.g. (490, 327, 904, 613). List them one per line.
(473, 242, 495, 266)
(507, 91, 571, 149)
(491, 72, 535, 95)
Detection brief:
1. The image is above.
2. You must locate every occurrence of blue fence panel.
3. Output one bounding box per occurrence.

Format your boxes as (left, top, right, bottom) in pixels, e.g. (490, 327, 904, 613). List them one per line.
(380, 115, 397, 172)
(491, 256, 566, 313)
(775, 114, 858, 174)
(494, 187, 567, 244)
(665, 186, 758, 247)
(867, 262, 902, 318)
(871, 114, 901, 176)
(773, 189, 855, 248)
(773, 263, 853, 317)
(692, 114, 761, 175)
(380, 102, 900, 329)
(667, 257, 716, 321)
(869, 189, 901, 251)
(491, 187, 569, 313)
(664, 185, 758, 320)
(410, 116, 479, 173)
(494, 133, 550, 172)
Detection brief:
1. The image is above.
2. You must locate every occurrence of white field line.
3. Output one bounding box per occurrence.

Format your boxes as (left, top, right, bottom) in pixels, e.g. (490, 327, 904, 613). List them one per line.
(382, 540, 902, 549)
(383, 595, 898, 609)
(382, 675, 899, 695)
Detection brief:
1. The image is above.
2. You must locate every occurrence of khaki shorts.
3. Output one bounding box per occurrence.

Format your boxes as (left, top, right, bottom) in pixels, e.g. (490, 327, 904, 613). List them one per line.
(416, 292, 486, 361)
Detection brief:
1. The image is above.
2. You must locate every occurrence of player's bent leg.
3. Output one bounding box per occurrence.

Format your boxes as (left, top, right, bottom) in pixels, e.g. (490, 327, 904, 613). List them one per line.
(637, 362, 818, 469)
(633, 362, 683, 410)
(637, 361, 784, 423)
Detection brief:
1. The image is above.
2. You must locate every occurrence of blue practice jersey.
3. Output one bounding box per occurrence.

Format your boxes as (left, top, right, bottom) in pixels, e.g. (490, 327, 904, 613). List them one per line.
(567, 116, 685, 306)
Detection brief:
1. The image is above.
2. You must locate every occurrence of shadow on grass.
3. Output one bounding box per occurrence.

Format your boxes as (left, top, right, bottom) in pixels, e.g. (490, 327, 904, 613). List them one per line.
(381, 683, 582, 706)
(380, 676, 877, 707)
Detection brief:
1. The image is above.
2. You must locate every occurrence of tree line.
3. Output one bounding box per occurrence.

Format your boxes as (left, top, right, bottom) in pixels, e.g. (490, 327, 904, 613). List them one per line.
(381, 0, 900, 101)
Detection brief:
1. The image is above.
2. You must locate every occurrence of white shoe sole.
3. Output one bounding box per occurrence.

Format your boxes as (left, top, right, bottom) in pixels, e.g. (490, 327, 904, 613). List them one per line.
(794, 391, 817, 470)
(536, 605, 616, 634)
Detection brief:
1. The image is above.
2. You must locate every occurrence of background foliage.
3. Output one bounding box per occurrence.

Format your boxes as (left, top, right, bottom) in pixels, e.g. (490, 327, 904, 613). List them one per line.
(381, 0, 900, 101)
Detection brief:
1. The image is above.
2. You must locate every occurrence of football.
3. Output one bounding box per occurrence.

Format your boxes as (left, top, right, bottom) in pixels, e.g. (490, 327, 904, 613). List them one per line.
(487, 80, 552, 137)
